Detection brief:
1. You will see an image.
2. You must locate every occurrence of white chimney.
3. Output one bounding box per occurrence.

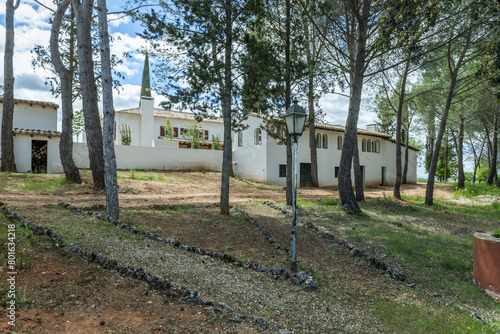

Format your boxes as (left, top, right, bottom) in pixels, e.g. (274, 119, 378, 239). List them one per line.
(140, 96, 155, 147)
(366, 124, 379, 132)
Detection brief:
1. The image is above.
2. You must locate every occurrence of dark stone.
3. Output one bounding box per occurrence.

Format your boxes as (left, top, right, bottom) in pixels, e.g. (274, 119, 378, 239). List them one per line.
(253, 317, 268, 330)
(230, 313, 246, 323)
(302, 276, 317, 291)
(184, 290, 205, 304)
(290, 272, 308, 286)
(278, 329, 294, 334)
(351, 248, 365, 257)
(242, 263, 252, 270)
(268, 266, 290, 280)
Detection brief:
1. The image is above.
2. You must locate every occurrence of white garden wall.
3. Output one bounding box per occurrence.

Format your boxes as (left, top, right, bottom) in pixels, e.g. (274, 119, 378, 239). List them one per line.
(73, 143, 223, 171)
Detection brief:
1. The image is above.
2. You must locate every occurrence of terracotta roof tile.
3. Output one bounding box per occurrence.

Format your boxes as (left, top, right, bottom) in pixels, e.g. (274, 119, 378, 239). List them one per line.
(0, 97, 59, 110)
(13, 128, 61, 137)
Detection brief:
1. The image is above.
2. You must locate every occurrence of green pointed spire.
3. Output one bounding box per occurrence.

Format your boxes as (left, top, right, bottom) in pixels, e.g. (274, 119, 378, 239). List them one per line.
(140, 52, 151, 99)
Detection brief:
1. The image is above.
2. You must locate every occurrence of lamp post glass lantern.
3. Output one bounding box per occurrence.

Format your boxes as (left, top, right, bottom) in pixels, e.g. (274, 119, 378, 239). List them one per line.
(283, 99, 307, 273)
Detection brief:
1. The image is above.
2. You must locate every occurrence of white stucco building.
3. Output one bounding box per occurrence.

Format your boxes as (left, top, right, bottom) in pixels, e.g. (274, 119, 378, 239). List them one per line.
(233, 114, 418, 187)
(1, 96, 417, 188)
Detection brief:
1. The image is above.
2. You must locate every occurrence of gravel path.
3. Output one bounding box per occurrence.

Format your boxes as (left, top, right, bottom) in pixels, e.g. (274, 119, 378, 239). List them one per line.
(17, 205, 378, 333)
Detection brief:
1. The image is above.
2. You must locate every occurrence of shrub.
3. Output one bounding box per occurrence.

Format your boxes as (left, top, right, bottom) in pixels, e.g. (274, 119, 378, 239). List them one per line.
(120, 124, 132, 145)
(212, 134, 222, 150)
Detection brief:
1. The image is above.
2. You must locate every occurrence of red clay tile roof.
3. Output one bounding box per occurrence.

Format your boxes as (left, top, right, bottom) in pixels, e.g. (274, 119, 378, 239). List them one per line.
(13, 128, 61, 137)
(0, 97, 59, 110)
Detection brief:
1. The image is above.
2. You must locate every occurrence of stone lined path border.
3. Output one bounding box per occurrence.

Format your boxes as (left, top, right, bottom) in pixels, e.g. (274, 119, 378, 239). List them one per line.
(262, 200, 485, 322)
(56, 202, 317, 289)
(1, 202, 297, 334)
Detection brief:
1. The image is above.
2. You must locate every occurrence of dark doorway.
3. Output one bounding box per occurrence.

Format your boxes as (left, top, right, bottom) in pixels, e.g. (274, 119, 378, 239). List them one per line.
(381, 167, 386, 186)
(32, 140, 48, 173)
(300, 163, 312, 187)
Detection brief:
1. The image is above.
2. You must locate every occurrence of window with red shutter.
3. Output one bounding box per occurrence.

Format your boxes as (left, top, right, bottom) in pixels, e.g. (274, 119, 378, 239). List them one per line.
(174, 127, 178, 138)
(160, 126, 165, 136)
(205, 130, 209, 140)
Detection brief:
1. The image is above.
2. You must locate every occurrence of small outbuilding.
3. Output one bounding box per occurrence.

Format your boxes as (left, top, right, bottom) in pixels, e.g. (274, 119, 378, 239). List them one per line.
(0, 97, 63, 173)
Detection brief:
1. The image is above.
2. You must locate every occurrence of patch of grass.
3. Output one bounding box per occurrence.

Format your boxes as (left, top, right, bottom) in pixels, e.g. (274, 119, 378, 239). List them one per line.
(453, 182, 500, 198)
(401, 195, 500, 222)
(375, 298, 496, 333)
(0, 173, 35, 179)
(242, 185, 270, 191)
(308, 197, 500, 311)
(16, 283, 34, 304)
(12, 177, 72, 194)
(222, 245, 234, 252)
(128, 170, 157, 181)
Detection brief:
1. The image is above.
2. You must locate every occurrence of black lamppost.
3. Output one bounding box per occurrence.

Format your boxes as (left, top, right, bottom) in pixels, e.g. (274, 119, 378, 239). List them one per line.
(283, 99, 307, 273)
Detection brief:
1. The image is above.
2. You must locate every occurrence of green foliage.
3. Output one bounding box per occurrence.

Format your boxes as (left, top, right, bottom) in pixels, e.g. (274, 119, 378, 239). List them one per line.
(73, 109, 85, 139)
(164, 120, 175, 141)
(211, 134, 222, 150)
(435, 135, 457, 182)
(375, 297, 495, 334)
(493, 229, 500, 238)
(182, 121, 205, 149)
(452, 181, 500, 198)
(476, 168, 490, 183)
(119, 124, 132, 145)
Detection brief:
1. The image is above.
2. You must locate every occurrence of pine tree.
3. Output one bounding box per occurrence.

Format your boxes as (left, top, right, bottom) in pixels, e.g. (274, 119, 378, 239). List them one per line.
(140, 52, 151, 98)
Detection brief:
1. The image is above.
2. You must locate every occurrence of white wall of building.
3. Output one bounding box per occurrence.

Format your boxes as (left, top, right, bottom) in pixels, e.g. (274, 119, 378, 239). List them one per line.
(73, 143, 223, 171)
(232, 116, 268, 182)
(115, 113, 142, 146)
(236, 115, 418, 187)
(0, 101, 58, 131)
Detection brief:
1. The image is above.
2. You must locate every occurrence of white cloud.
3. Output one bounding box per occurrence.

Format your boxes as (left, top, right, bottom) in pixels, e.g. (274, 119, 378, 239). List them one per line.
(110, 32, 148, 78)
(319, 93, 350, 126)
(113, 84, 166, 111)
(108, 13, 130, 28)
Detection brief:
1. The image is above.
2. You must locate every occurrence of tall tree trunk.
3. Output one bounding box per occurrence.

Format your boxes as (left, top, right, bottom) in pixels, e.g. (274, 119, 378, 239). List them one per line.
(97, 0, 119, 222)
(486, 110, 498, 186)
(469, 134, 478, 183)
(304, 11, 319, 188)
(285, 0, 293, 205)
(220, 0, 233, 215)
(338, 0, 371, 214)
(394, 60, 410, 199)
(72, 0, 106, 190)
(457, 116, 465, 188)
(1, 0, 20, 172)
(425, 108, 436, 173)
(353, 137, 364, 201)
(425, 34, 471, 206)
(403, 128, 409, 184)
(50, 0, 82, 184)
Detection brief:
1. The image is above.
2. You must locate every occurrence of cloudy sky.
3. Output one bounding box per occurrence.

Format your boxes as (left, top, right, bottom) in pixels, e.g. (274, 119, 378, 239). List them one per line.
(0, 0, 380, 127)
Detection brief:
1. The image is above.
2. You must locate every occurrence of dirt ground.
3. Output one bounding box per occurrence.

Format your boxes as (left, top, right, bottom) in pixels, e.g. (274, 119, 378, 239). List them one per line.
(0, 170, 456, 208)
(0, 171, 484, 333)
